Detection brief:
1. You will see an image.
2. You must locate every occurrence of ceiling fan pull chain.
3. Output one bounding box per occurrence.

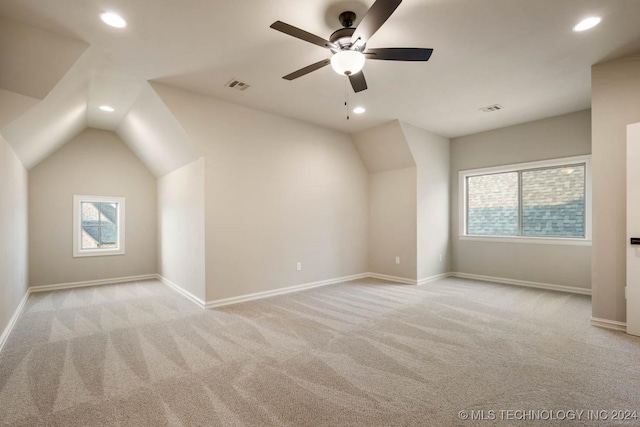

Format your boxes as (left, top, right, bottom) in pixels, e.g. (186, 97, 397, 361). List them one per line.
(345, 76, 350, 120)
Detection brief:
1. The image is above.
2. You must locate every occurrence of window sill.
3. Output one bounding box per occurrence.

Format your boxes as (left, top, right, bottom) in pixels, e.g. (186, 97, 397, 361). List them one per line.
(459, 235, 591, 246)
(73, 249, 125, 258)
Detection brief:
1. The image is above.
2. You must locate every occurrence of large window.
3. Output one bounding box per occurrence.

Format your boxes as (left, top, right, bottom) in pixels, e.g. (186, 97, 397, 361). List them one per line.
(73, 195, 126, 257)
(459, 156, 591, 245)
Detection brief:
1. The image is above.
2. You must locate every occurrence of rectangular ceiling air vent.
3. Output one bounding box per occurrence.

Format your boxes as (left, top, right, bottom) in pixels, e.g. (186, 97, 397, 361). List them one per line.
(225, 78, 250, 91)
(479, 104, 503, 113)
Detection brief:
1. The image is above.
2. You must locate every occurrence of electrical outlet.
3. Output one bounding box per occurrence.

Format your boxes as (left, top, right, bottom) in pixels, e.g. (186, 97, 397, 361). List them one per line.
(296, 262, 302, 271)
(395, 256, 400, 265)
(439, 254, 443, 262)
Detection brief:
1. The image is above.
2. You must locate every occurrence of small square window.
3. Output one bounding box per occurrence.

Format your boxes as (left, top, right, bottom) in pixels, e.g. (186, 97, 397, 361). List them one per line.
(73, 195, 125, 257)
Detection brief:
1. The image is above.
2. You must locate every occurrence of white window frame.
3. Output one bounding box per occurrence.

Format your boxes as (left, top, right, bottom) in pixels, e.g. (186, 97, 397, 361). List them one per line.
(73, 195, 126, 257)
(459, 155, 592, 246)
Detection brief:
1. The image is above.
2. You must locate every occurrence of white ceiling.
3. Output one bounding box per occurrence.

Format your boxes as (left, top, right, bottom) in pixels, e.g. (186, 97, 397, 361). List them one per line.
(1, 0, 640, 141)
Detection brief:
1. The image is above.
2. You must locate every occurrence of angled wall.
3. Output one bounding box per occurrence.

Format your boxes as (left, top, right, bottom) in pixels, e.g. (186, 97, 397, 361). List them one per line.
(352, 120, 451, 282)
(401, 123, 451, 280)
(352, 121, 417, 280)
(1, 50, 92, 169)
(152, 83, 369, 302)
(158, 157, 206, 303)
(117, 84, 201, 178)
(28, 129, 157, 286)
(0, 19, 90, 170)
(0, 89, 39, 128)
(118, 83, 205, 301)
(352, 121, 417, 173)
(0, 15, 87, 100)
(0, 136, 28, 346)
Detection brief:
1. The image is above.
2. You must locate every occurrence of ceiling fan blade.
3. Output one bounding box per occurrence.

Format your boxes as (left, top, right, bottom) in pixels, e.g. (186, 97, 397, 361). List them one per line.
(365, 48, 433, 61)
(349, 71, 368, 92)
(271, 21, 337, 50)
(283, 59, 331, 80)
(351, 0, 402, 45)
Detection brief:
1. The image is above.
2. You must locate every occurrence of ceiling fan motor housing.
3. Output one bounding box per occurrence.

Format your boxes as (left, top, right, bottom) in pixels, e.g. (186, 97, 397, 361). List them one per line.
(330, 27, 356, 50)
(270, 1, 433, 93)
(331, 12, 362, 51)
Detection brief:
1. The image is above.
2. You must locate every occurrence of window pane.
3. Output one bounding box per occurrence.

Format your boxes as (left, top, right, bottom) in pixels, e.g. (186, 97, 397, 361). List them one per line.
(82, 226, 99, 249)
(467, 172, 518, 235)
(99, 225, 118, 248)
(74, 195, 125, 257)
(522, 165, 585, 237)
(81, 202, 100, 227)
(80, 201, 119, 249)
(99, 203, 118, 225)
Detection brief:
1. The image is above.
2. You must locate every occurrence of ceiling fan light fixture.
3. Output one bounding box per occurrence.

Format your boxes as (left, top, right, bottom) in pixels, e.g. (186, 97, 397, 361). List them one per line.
(331, 50, 365, 76)
(572, 16, 601, 32)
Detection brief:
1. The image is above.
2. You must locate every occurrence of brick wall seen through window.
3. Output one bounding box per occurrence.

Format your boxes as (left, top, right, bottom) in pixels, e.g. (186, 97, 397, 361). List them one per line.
(465, 163, 586, 238)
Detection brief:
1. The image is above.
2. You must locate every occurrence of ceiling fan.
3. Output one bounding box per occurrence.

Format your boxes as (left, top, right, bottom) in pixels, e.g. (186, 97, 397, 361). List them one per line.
(270, 0, 433, 93)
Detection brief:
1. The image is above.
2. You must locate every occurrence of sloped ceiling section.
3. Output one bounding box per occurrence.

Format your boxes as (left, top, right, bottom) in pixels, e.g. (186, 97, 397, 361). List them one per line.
(0, 16, 90, 169)
(0, 49, 93, 169)
(351, 120, 416, 173)
(87, 70, 145, 131)
(0, 88, 40, 128)
(0, 15, 87, 100)
(116, 84, 202, 178)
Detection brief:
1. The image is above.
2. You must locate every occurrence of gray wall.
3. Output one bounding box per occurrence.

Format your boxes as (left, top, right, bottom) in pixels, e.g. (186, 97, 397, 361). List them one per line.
(28, 128, 157, 286)
(368, 167, 417, 279)
(153, 83, 369, 302)
(402, 123, 451, 280)
(0, 136, 28, 339)
(157, 158, 206, 302)
(352, 121, 416, 173)
(451, 110, 592, 289)
(352, 120, 451, 281)
(352, 121, 418, 279)
(592, 52, 640, 323)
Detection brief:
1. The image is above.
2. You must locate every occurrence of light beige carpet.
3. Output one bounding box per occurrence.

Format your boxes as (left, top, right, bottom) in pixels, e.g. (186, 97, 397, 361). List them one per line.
(1, 277, 639, 426)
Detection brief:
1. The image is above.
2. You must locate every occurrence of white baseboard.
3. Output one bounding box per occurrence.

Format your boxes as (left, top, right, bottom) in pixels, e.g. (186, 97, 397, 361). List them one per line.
(590, 316, 627, 332)
(417, 272, 453, 286)
(451, 272, 591, 296)
(367, 273, 417, 285)
(2, 274, 158, 354)
(367, 272, 452, 286)
(156, 274, 205, 308)
(1, 269, 599, 355)
(0, 289, 30, 354)
(29, 274, 158, 293)
(205, 273, 369, 308)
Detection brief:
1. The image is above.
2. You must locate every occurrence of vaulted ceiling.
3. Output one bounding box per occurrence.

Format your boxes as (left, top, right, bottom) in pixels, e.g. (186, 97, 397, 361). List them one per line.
(1, 0, 640, 174)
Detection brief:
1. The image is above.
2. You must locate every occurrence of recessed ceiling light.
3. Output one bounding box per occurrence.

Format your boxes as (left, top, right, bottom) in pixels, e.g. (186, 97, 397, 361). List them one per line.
(99, 105, 115, 112)
(100, 12, 127, 28)
(573, 16, 601, 32)
(353, 107, 366, 114)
